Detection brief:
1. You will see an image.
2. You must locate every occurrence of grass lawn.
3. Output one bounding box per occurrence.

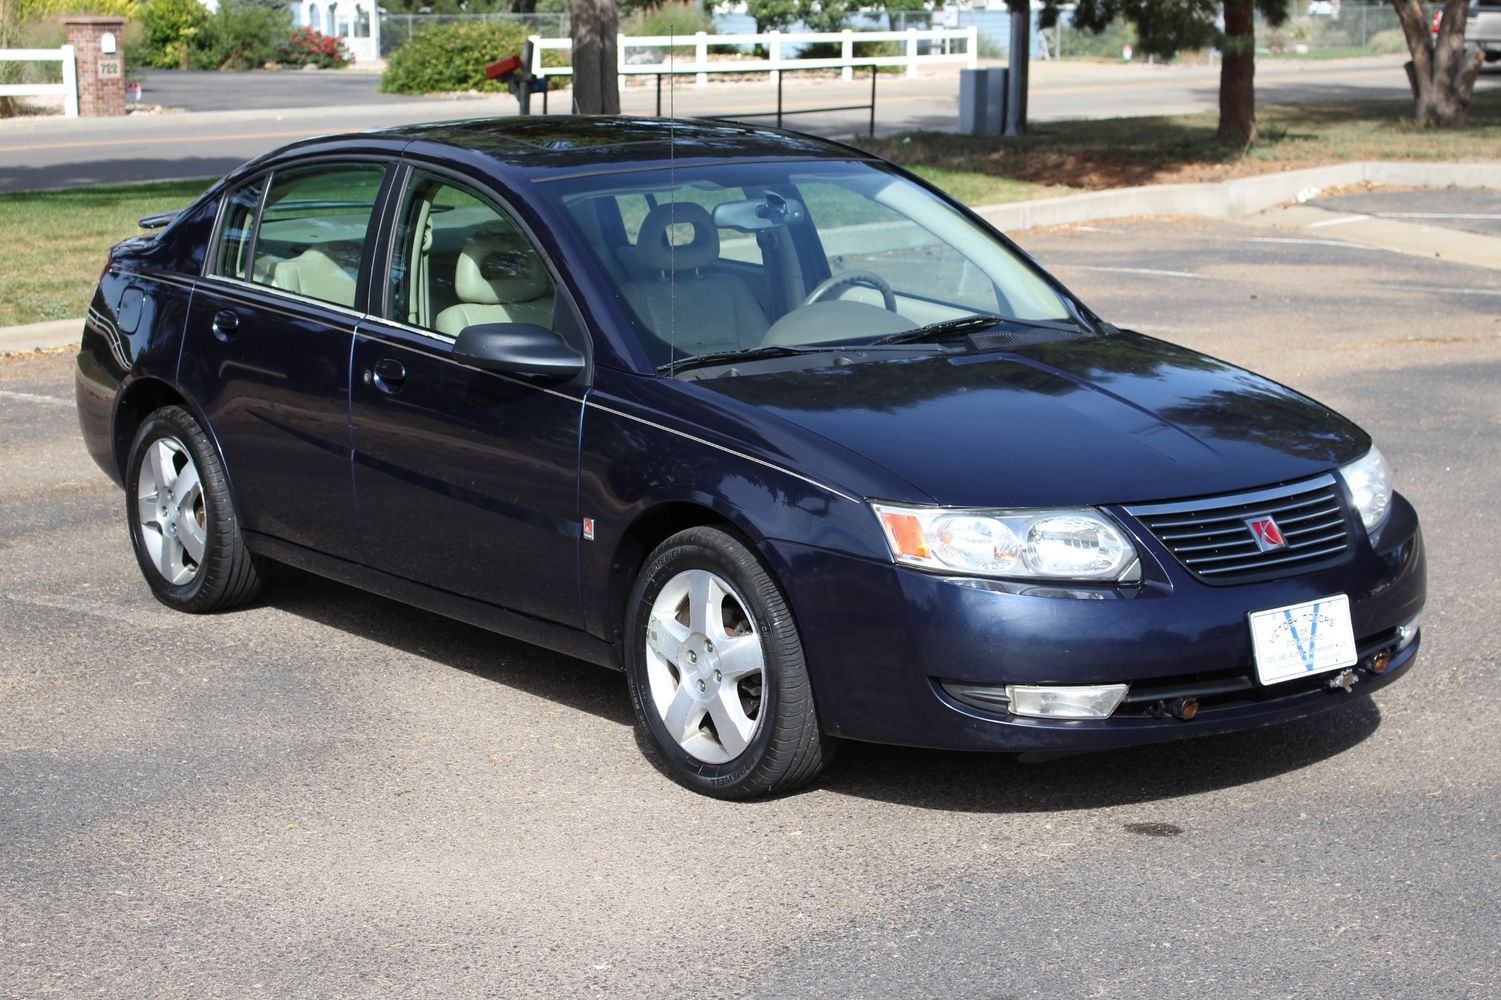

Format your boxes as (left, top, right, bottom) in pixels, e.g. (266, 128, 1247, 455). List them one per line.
(0, 179, 211, 328)
(854, 90, 1501, 196)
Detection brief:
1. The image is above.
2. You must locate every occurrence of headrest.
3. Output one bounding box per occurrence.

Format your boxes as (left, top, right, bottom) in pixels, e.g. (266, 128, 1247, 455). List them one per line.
(454, 235, 549, 306)
(635, 202, 718, 271)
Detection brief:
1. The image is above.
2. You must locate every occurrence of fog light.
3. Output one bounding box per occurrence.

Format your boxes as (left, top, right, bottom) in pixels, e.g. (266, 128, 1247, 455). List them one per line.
(1005, 683, 1128, 720)
(1396, 614, 1421, 651)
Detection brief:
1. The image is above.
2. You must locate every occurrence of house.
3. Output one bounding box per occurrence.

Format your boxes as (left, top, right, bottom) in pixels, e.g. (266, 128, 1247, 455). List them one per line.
(291, 1, 380, 63)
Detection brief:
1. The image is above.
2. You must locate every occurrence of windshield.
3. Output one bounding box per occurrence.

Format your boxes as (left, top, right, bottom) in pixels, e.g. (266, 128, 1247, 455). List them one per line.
(542, 160, 1080, 369)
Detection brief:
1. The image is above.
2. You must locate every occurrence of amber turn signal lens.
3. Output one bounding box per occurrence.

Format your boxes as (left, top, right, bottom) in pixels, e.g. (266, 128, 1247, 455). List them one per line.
(877, 511, 929, 560)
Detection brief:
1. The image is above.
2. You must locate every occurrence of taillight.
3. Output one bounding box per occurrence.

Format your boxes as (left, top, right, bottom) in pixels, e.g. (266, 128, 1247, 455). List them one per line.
(99, 252, 114, 282)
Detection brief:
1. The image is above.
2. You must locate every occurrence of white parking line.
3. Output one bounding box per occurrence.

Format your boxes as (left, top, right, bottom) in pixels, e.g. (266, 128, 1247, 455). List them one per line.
(0, 389, 73, 407)
(1306, 214, 1369, 229)
(1376, 212, 1501, 221)
(1246, 237, 1405, 253)
(1062, 264, 1212, 280)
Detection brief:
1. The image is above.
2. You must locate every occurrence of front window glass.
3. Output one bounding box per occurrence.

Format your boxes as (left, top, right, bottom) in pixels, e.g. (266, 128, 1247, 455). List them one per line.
(251, 163, 385, 309)
(545, 160, 1076, 368)
(388, 170, 557, 338)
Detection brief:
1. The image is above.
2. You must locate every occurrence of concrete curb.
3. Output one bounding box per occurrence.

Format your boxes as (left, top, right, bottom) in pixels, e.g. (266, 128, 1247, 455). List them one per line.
(974, 161, 1501, 232)
(0, 319, 81, 354)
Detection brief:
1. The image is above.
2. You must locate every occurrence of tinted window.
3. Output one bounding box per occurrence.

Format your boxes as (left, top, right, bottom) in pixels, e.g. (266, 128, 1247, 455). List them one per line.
(212, 181, 263, 281)
(388, 171, 557, 338)
(798, 181, 1004, 315)
(250, 164, 386, 309)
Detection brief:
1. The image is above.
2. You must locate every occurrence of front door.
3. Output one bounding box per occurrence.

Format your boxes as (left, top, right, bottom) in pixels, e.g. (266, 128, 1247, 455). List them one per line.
(349, 167, 585, 626)
(179, 161, 390, 560)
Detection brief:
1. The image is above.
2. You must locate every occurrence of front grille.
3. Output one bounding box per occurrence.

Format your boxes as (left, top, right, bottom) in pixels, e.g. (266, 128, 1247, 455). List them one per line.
(1127, 475, 1353, 584)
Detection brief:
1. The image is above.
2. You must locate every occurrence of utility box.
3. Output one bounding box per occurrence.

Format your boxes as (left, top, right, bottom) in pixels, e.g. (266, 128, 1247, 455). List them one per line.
(958, 68, 1006, 136)
(63, 16, 127, 117)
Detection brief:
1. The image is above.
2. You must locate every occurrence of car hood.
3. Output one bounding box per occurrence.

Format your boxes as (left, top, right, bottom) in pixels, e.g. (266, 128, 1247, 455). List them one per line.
(695, 333, 1370, 508)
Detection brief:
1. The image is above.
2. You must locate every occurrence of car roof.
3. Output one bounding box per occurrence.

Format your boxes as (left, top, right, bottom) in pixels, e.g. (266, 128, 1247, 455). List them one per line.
(334, 116, 877, 180)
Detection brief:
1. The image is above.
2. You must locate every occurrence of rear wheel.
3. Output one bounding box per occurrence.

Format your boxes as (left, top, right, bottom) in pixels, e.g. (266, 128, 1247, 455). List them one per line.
(625, 526, 835, 798)
(125, 405, 263, 613)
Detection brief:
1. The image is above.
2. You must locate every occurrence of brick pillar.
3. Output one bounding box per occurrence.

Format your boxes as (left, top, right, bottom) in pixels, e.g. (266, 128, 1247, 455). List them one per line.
(63, 16, 128, 118)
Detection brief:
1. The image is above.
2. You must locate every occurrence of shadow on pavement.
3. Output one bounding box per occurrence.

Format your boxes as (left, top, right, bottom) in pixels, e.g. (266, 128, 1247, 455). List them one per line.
(817, 700, 1381, 813)
(0, 158, 241, 194)
(264, 566, 1383, 812)
(268, 564, 636, 730)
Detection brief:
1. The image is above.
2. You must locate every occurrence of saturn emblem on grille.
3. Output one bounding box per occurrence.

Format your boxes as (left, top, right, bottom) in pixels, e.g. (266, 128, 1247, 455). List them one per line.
(1246, 515, 1288, 552)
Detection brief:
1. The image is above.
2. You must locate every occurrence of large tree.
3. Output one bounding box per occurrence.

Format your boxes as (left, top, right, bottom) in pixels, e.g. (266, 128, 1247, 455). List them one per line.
(1390, 0, 1485, 127)
(1063, 0, 1289, 144)
(570, 0, 619, 114)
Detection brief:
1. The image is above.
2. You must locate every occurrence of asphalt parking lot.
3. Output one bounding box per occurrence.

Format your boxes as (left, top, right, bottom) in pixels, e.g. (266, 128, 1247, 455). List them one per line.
(1309, 186, 1501, 238)
(2, 215, 1498, 998)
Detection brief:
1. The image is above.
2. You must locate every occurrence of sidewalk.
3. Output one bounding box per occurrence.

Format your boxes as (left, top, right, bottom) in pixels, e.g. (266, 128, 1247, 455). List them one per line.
(4, 160, 1497, 354)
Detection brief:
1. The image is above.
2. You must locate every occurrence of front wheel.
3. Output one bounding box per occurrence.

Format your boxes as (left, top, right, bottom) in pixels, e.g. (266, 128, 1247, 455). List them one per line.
(125, 405, 263, 613)
(624, 527, 835, 798)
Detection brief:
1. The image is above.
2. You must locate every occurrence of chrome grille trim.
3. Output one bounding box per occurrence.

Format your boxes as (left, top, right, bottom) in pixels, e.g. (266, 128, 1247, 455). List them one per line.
(1126, 475, 1354, 584)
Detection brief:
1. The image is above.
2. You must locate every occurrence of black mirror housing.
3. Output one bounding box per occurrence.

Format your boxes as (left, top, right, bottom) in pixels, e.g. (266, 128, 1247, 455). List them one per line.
(453, 323, 585, 379)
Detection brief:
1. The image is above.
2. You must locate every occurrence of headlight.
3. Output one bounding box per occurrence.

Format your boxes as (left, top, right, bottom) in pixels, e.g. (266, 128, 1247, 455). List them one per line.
(871, 502, 1139, 581)
(1339, 446, 1393, 534)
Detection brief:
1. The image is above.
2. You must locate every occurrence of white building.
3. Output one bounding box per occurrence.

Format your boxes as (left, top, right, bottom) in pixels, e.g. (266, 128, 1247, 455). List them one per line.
(292, 0, 381, 64)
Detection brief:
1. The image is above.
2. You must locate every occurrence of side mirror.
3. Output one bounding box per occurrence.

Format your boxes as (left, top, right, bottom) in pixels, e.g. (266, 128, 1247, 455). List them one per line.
(453, 322, 585, 379)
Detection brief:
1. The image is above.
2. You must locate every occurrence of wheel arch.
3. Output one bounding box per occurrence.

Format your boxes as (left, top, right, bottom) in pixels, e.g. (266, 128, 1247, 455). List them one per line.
(112, 377, 235, 509)
(605, 500, 774, 662)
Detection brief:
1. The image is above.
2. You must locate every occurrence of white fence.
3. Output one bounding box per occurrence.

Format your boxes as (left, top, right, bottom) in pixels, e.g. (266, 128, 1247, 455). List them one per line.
(0, 46, 78, 117)
(528, 27, 980, 86)
(0, 45, 78, 117)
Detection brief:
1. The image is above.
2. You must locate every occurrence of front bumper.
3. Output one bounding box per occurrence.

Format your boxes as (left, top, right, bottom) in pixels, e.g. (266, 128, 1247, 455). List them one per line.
(767, 493, 1426, 752)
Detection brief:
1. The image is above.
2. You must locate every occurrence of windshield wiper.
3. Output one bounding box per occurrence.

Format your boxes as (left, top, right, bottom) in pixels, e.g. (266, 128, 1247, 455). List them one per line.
(870, 314, 1086, 347)
(868, 314, 1008, 346)
(660, 344, 818, 375)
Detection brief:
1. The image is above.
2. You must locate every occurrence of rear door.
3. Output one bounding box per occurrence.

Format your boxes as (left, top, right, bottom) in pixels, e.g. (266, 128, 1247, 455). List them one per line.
(179, 160, 392, 560)
(348, 166, 587, 626)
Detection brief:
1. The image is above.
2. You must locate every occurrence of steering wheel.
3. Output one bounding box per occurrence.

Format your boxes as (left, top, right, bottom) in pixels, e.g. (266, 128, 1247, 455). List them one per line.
(802, 270, 898, 312)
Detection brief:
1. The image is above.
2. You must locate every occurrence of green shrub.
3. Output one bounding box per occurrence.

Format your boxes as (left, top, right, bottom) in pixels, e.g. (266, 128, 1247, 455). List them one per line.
(196, 0, 293, 70)
(380, 20, 531, 94)
(1366, 28, 1408, 56)
(140, 0, 208, 69)
(625, 1, 712, 38)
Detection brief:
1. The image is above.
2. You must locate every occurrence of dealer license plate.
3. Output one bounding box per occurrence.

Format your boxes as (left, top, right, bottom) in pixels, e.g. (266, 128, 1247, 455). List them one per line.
(1248, 594, 1358, 686)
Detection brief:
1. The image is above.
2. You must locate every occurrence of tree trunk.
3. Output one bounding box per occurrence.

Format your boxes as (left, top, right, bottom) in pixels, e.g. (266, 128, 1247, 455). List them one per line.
(1217, 0, 1257, 144)
(1391, 0, 1484, 127)
(569, 0, 620, 115)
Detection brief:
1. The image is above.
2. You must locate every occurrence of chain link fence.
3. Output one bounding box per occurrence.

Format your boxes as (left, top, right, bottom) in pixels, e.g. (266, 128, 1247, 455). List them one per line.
(378, 11, 569, 59)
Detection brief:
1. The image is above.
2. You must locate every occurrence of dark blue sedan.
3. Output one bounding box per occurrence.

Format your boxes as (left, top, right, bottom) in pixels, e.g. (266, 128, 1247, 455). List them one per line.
(76, 118, 1426, 798)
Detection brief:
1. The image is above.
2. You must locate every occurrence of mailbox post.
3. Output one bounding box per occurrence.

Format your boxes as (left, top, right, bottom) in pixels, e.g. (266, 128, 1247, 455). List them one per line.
(63, 15, 128, 117)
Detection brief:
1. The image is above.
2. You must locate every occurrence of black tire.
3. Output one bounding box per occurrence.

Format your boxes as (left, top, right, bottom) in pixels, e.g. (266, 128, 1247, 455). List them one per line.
(624, 526, 836, 798)
(125, 405, 263, 613)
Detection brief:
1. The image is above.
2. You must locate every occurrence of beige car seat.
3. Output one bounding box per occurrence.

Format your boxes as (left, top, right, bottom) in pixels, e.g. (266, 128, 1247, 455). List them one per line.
(271, 248, 358, 308)
(620, 203, 769, 355)
(434, 234, 555, 337)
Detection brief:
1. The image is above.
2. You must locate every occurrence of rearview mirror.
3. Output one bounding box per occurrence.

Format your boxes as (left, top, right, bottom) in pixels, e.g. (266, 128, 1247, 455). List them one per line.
(712, 194, 807, 232)
(453, 323, 585, 379)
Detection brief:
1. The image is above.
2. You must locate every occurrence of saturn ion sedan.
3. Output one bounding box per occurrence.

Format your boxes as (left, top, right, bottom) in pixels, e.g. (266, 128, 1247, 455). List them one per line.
(76, 117, 1426, 798)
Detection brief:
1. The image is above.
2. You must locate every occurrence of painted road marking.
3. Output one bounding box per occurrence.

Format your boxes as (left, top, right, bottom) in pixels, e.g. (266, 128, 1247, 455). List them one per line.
(1246, 237, 1406, 253)
(1375, 212, 1501, 220)
(0, 389, 73, 407)
(1306, 214, 1369, 229)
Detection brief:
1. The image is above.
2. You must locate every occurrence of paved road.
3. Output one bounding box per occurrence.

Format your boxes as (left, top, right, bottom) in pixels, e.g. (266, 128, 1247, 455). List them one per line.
(1311, 187, 1501, 238)
(2, 217, 1498, 998)
(4, 56, 1496, 192)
